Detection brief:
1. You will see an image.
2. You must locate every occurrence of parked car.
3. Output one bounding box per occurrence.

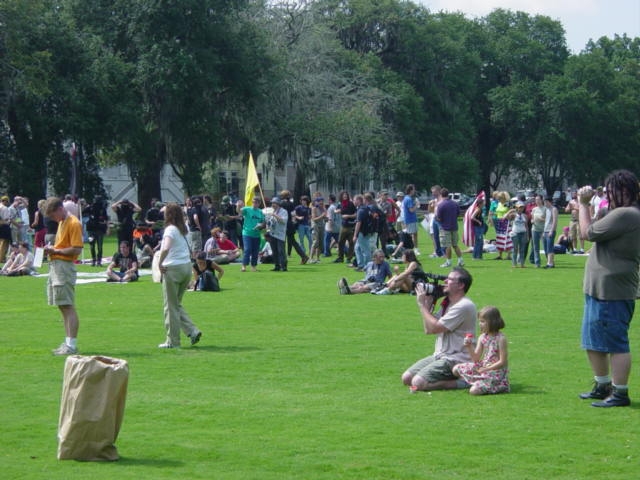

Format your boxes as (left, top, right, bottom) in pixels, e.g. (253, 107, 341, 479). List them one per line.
(450, 193, 474, 214)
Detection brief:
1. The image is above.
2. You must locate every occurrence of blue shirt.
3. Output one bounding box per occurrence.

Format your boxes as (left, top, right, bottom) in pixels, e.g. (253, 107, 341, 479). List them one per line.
(402, 196, 417, 224)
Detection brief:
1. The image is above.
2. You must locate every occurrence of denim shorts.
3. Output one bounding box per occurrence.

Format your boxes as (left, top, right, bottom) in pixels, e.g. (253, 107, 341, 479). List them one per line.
(581, 294, 635, 353)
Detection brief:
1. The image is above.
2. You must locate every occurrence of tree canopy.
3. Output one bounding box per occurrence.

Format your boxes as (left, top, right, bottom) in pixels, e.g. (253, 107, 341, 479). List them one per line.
(1, 0, 637, 206)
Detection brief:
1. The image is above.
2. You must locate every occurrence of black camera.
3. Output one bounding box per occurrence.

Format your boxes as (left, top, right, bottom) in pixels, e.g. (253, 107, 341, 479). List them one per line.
(411, 271, 447, 299)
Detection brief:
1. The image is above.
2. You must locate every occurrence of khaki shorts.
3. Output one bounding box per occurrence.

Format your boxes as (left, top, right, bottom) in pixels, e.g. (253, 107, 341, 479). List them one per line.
(407, 356, 456, 383)
(569, 220, 579, 242)
(439, 229, 459, 248)
(47, 260, 76, 306)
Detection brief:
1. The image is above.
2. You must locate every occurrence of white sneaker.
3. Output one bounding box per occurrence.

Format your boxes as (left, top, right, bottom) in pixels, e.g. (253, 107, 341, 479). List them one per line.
(440, 260, 452, 268)
(414, 249, 421, 256)
(158, 342, 178, 349)
(376, 287, 391, 295)
(52, 343, 78, 356)
(457, 258, 464, 266)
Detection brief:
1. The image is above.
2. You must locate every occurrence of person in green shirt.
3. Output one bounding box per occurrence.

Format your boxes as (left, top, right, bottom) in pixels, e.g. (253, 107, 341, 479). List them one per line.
(237, 198, 265, 272)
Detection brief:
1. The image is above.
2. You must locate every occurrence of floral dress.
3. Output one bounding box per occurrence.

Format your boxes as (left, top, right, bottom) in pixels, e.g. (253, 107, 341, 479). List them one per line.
(456, 332, 510, 394)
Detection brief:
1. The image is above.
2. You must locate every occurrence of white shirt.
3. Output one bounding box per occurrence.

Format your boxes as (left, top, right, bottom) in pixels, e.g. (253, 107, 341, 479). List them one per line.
(161, 225, 191, 266)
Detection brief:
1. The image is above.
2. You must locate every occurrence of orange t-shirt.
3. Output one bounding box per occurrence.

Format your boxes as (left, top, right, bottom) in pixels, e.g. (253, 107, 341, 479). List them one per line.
(50, 214, 83, 261)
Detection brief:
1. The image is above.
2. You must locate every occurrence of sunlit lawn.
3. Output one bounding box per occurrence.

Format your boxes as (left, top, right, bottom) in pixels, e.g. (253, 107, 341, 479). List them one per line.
(1, 224, 638, 479)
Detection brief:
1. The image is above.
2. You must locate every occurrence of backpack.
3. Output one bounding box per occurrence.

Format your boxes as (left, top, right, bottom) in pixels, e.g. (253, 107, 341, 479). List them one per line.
(366, 204, 385, 235)
(197, 271, 220, 291)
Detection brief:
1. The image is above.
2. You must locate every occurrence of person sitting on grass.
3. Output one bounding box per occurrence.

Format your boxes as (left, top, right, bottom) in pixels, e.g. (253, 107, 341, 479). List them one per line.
(554, 226, 572, 254)
(374, 249, 423, 295)
(106, 241, 139, 283)
(216, 229, 241, 262)
(338, 249, 391, 295)
(452, 306, 510, 395)
(0, 243, 20, 275)
(402, 267, 476, 392)
(387, 226, 414, 261)
(1, 242, 35, 276)
(192, 251, 224, 291)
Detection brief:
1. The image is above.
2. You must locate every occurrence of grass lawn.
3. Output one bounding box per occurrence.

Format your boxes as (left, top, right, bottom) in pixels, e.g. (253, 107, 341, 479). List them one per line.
(1, 221, 638, 480)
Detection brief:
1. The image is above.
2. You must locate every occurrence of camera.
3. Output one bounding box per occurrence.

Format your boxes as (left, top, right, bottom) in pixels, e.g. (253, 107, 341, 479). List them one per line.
(411, 271, 447, 299)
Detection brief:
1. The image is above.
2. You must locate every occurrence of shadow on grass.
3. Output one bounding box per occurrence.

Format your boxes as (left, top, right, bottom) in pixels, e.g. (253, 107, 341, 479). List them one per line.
(115, 457, 184, 467)
(505, 383, 546, 395)
(189, 345, 261, 353)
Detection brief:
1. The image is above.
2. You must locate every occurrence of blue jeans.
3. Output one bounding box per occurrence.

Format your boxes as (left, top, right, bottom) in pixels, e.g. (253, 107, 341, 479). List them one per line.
(242, 235, 261, 267)
(511, 232, 527, 267)
(432, 220, 444, 256)
(582, 294, 634, 353)
(354, 233, 372, 268)
(530, 230, 543, 266)
(543, 230, 556, 258)
(297, 225, 311, 255)
(324, 231, 338, 256)
(473, 225, 484, 259)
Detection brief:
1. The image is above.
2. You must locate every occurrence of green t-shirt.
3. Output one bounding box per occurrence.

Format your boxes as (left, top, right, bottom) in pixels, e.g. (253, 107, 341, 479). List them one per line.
(241, 207, 265, 238)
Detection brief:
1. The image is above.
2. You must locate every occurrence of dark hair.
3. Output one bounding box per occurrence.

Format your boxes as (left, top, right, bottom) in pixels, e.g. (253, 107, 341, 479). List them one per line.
(604, 169, 639, 209)
(329, 193, 336, 202)
(405, 184, 415, 195)
(196, 252, 207, 260)
(478, 306, 505, 333)
(402, 249, 421, 266)
(19, 241, 30, 250)
(452, 266, 472, 293)
(441, 188, 449, 198)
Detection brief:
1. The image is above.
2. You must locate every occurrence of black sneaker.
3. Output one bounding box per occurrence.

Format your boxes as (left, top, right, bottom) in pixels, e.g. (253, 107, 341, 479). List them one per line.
(592, 391, 631, 408)
(579, 382, 612, 400)
(190, 331, 202, 346)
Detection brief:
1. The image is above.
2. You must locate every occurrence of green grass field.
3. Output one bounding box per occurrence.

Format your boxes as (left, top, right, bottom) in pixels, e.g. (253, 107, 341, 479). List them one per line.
(1, 225, 638, 480)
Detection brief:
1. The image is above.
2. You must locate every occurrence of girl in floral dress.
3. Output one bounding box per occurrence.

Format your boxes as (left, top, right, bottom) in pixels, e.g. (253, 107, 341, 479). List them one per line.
(453, 306, 510, 395)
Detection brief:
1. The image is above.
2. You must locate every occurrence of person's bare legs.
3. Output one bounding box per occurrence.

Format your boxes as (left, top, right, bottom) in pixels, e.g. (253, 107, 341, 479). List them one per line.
(59, 305, 79, 337)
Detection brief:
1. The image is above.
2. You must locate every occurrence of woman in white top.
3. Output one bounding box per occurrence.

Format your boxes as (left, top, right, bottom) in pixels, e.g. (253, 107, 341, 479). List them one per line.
(157, 203, 202, 348)
(506, 202, 528, 268)
(543, 197, 559, 268)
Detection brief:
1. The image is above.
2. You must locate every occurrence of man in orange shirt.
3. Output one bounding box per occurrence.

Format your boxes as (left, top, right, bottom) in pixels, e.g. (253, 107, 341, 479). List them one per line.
(44, 197, 84, 355)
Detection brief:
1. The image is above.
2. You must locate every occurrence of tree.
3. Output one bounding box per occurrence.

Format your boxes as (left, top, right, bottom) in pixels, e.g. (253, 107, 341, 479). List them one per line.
(471, 9, 569, 196)
(253, 0, 407, 197)
(1, 0, 111, 205)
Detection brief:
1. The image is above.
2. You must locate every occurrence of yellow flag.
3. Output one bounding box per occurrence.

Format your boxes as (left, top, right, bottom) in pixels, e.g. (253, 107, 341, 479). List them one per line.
(244, 152, 260, 205)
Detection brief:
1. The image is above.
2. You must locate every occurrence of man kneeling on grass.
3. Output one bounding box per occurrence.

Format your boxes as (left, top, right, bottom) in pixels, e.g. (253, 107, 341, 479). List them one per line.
(338, 249, 391, 295)
(402, 267, 477, 392)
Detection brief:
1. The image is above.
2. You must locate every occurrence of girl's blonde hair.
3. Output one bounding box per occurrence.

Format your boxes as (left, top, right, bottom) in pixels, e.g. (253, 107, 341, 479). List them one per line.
(164, 203, 188, 235)
(479, 306, 505, 333)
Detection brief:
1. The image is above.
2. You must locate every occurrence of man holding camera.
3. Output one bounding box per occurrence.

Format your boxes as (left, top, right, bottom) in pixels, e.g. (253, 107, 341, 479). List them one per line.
(402, 267, 477, 391)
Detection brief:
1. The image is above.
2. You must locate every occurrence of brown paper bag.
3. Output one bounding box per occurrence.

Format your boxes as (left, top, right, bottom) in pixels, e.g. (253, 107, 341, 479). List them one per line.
(57, 355, 129, 461)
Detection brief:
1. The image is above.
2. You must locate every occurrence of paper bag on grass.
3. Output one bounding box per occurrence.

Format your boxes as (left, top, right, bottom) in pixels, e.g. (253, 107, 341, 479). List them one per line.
(57, 355, 129, 461)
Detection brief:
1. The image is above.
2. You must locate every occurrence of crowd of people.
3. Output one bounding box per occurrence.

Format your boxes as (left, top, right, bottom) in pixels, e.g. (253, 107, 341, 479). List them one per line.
(1, 169, 638, 409)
